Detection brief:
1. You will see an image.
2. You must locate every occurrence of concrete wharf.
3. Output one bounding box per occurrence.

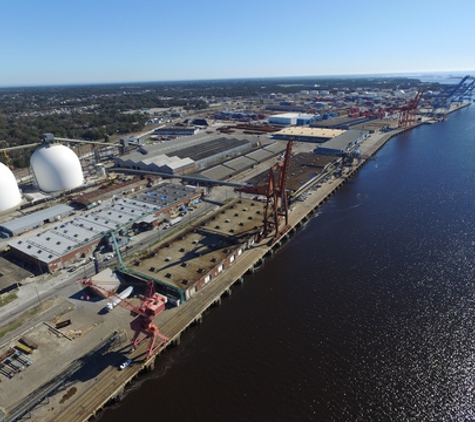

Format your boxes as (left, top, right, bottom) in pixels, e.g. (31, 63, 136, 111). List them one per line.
(47, 245, 269, 422)
(12, 112, 467, 422)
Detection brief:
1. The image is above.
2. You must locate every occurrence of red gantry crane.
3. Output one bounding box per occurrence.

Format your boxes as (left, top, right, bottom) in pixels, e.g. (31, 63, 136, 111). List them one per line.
(237, 139, 293, 240)
(79, 279, 168, 360)
(398, 91, 423, 128)
(129, 281, 168, 359)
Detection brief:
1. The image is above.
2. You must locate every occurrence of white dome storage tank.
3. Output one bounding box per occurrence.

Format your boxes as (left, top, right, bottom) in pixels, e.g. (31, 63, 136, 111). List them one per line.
(0, 162, 22, 212)
(31, 143, 84, 192)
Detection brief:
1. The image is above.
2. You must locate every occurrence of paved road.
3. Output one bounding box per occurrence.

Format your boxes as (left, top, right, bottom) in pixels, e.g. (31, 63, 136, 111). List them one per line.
(0, 269, 83, 328)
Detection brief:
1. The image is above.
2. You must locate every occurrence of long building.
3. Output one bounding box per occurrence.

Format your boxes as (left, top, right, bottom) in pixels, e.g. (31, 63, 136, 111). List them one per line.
(272, 127, 346, 142)
(315, 129, 370, 156)
(197, 142, 286, 181)
(268, 113, 317, 125)
(153, 127, 199, 136)
(0, 205, 75, 238)
(114, 135, 259, 174)
(122, 197, 264, 304)
(7, 183, 201, 273)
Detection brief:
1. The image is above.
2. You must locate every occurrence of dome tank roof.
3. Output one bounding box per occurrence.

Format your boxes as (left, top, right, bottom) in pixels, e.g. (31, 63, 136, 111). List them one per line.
(0, 162, 22, 212)
(31, 143, 84, 192)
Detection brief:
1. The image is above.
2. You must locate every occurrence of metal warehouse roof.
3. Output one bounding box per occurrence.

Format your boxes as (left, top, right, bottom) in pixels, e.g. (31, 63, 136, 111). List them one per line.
(262, 142, 287, 155)
(199, 166, 235, 180)
(7, 184, 199, 264)
(116, 154, 195, 173)
(275, 127, 346, 139)
(225, 156, 255, 172)
(8, 198, 160, 263)
(0, 204, 75, 236)
(269, 113, 300, 118)
(318, 129, 369, 151)
(246, 149, 274, 162)
(195, 142, 286, 182)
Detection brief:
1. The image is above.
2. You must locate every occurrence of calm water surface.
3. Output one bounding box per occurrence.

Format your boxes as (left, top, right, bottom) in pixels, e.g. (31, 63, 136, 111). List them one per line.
(100, 105, 475, 421)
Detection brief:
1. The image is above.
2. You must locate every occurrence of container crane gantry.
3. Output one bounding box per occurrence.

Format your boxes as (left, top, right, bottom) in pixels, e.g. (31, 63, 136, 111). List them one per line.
(398, 91, 423, 128)
(431, 75, 474, 111)
(460, 78, 475, 103)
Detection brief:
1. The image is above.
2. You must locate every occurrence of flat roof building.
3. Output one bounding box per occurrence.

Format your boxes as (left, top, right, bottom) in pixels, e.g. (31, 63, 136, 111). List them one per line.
(315, 129, 369, 156)
(154, 127, 199, 137)
(8, 183, 201, 273)
(268, 113, 318, 126)
(272, 127, 346, 143)
(197, 142, 287, 182)
(126, 198, 264, 304)
(0, 205, 75, 238)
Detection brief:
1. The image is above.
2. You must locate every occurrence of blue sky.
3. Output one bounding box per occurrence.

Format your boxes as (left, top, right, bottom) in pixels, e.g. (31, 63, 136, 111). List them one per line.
(1, 0, 474, 86)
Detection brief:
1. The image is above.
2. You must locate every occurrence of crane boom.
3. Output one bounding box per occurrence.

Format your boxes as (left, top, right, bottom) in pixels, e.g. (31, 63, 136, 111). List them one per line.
(237, 139, 293, 239)
(399, 91, 423, 128)
(79, 278, 168, 360)
(432, 75, 474, 110)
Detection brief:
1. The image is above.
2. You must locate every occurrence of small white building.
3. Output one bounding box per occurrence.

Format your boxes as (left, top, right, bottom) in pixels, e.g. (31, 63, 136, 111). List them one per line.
(268, 113, 317, 126)
(268, 113, 299, 125)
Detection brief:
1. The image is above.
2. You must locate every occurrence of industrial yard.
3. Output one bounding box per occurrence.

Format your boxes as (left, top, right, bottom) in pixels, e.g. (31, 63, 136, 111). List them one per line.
(0, 76, 473, 421)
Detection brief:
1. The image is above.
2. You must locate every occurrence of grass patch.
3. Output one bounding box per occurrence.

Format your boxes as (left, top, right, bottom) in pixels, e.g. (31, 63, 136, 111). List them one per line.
(0, 293, 17, 308)
(0, 321, 22, 339)
(0, 301, 47, 339)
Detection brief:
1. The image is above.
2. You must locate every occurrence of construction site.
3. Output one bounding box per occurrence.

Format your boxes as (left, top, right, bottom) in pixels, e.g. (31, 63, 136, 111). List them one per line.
(0, 77, 473, 422)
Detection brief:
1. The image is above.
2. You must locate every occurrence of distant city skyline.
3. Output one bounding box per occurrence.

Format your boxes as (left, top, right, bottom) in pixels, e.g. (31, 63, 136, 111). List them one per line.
(2, 0, 475, 87)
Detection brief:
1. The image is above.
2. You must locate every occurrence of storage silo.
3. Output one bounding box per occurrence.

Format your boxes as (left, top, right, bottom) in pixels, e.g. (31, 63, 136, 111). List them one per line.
(30, 143, 84, 192)
(0, 162, 22, 212)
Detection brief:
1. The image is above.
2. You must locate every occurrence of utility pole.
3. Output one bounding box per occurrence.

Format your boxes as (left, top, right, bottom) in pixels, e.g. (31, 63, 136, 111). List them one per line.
(34, 286, 42, 306)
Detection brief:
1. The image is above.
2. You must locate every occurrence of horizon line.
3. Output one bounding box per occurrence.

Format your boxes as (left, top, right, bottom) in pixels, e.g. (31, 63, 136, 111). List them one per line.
(1, 70, 474, 90)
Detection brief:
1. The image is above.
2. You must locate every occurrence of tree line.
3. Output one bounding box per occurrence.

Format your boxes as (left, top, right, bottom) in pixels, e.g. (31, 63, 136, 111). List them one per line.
(0, 77, 439, 168)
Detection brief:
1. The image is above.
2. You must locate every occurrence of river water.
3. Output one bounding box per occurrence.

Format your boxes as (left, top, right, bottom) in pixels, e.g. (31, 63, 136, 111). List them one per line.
(100, 104, 475, 421)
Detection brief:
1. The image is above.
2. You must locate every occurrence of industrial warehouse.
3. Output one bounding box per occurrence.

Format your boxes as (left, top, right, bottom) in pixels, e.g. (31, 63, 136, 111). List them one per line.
(0, 75, 473, 422)
(6, 182, 201, 273)
(114, 135, 259, 174)
(125, 197, 264, 304)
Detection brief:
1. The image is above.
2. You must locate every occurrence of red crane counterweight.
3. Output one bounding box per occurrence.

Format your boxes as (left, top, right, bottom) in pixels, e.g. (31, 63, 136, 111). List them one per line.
(137, 292, 166, 317)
